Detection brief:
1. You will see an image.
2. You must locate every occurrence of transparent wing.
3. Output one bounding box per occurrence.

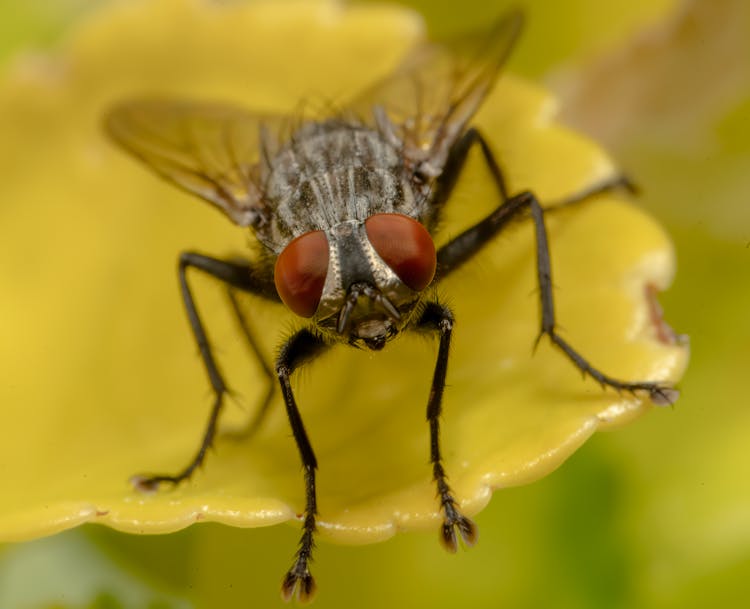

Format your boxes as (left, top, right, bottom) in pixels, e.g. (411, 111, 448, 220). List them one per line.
(105, 98, 290, 227)
(105, 12, 522, 224)
(346, 10, 524, 172)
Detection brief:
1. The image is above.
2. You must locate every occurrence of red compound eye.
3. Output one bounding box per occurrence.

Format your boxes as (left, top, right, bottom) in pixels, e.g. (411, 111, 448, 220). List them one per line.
(274, 230, 329, 318)
(365, 213, 436, 291)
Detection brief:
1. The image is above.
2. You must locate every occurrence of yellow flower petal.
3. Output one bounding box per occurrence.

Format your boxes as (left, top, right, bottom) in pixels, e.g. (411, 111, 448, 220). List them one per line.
(0, 0, 687, 547)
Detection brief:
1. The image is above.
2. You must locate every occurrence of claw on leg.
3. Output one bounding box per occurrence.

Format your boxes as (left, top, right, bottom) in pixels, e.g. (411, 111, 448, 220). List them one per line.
(649, 385, 680, 406)
(129, 474, 166, 493)
(440, 510, 478, 553)
(281, 561, 317, 604)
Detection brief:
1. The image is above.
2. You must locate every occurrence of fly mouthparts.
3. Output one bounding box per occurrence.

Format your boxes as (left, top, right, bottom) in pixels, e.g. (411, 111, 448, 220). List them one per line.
(336, 283, 401, 335)
(377, 293, 401, 322)
(336, 296, 356, 334)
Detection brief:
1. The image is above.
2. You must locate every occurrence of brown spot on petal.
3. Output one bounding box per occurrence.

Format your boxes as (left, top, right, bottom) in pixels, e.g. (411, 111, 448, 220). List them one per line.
(645, 283, 680, 345)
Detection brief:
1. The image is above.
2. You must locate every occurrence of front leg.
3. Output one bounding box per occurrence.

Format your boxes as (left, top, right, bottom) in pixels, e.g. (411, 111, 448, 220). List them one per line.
(276, 329, 330, 603)
(416, 302, 478, 551)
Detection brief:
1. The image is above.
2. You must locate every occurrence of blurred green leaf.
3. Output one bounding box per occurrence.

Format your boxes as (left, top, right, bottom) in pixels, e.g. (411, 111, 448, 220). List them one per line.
(0, 529, 190, 609)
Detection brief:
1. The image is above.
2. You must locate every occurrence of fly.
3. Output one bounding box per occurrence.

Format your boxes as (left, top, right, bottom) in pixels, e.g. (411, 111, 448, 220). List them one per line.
(105, 10, 675, 602)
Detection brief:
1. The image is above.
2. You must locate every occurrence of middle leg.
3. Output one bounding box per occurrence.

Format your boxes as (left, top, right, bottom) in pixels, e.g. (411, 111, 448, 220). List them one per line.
(433, 129, 675, 402)
(132, 251, 280, 492)
(438, 184, 675, 403)
(416, 301, 478, 551)
(224, 287, 276, 438)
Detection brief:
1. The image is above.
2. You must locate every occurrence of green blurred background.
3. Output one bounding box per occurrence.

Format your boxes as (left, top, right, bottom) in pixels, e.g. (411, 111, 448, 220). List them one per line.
(1, 0, 748, 608)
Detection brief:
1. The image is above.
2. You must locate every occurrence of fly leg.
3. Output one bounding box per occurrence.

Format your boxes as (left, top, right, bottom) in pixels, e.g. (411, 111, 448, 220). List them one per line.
(431, 127, 636, 215)
(276, 329, 330, 603)
(544, 174, 638, 212)
(132, 251, 280, 492)
(416, 302, 478, 552)
(224, 288, 275, 438)
(433, 128, 635, 279)
(434, 130, 675, 403)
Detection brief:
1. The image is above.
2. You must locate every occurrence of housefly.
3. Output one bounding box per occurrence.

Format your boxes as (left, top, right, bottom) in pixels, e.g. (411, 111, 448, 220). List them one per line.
(105, 10, 674, 602)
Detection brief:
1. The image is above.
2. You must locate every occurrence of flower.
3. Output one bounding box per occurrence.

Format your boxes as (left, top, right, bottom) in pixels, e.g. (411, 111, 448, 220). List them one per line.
(0, 0, 691, 605)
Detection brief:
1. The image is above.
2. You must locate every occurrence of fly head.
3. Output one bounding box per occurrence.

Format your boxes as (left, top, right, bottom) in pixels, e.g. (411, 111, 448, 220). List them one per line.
(274, 213, 436, 349)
